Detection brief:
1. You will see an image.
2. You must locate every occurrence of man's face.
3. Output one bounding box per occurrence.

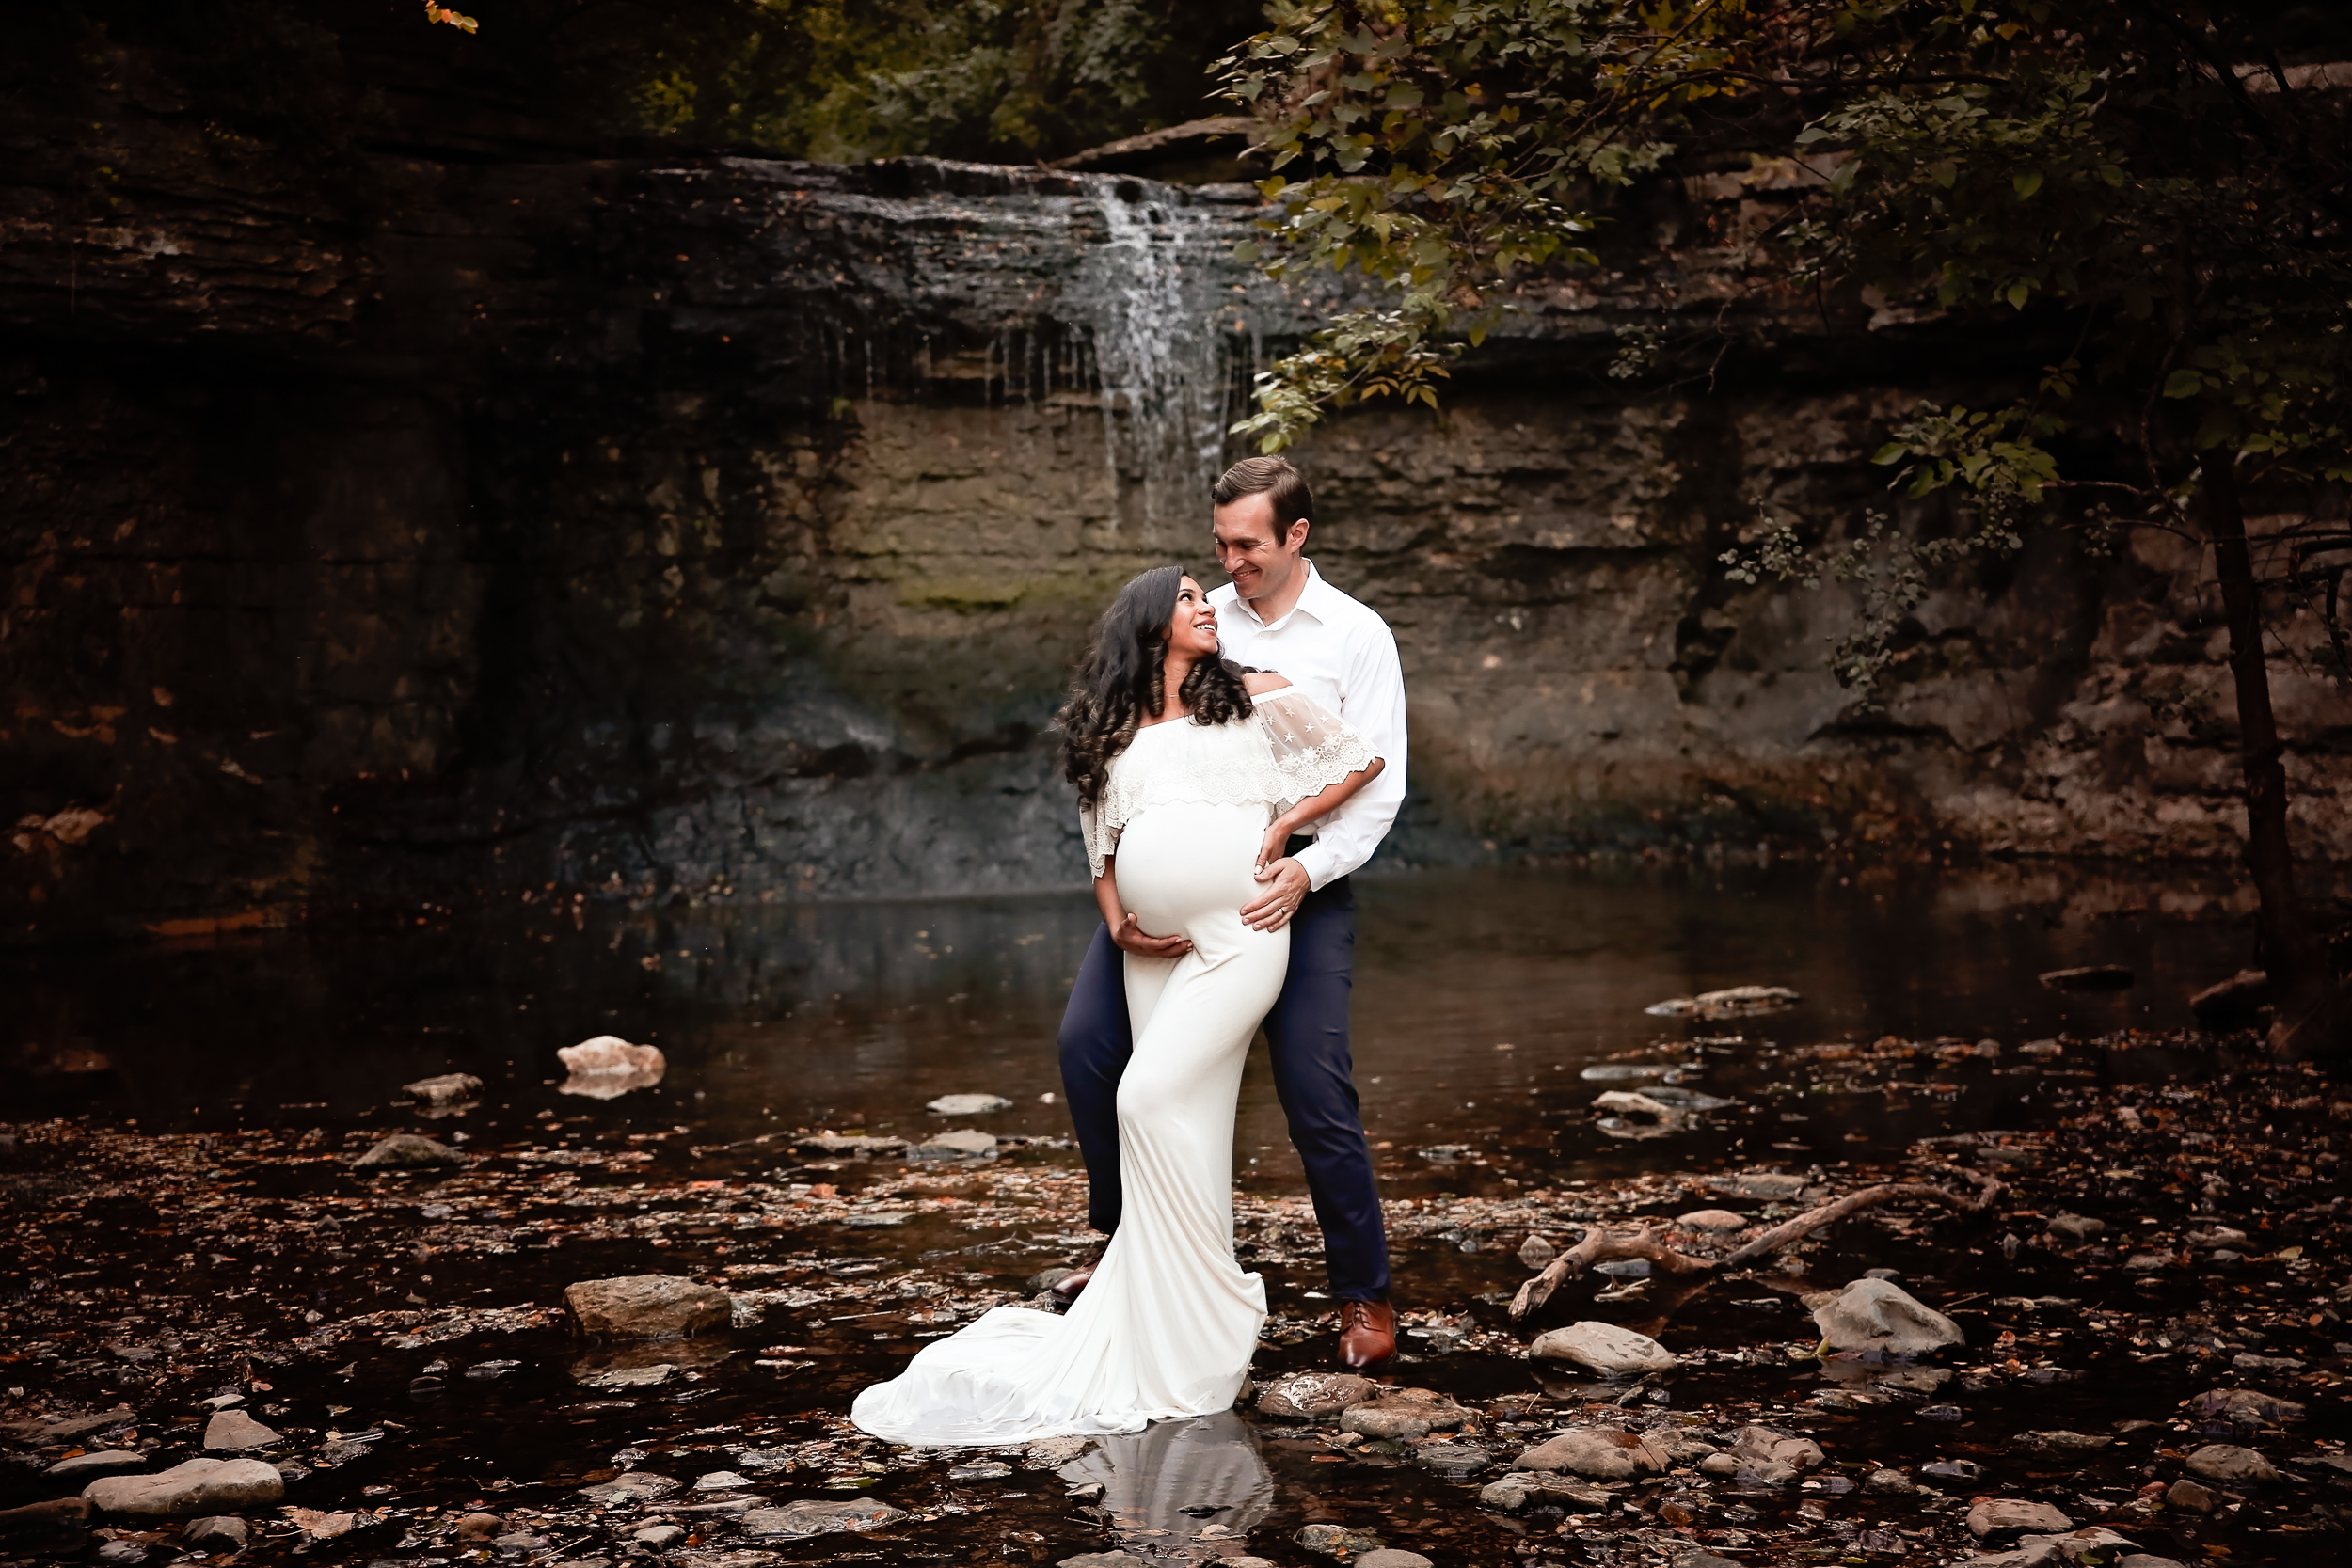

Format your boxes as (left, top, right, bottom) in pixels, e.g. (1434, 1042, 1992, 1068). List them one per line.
(1213, 492, 1307, 605)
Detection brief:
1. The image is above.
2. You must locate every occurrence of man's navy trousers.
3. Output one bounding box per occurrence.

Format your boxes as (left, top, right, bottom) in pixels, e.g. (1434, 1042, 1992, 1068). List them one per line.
(1055, 872, 1391, 1303)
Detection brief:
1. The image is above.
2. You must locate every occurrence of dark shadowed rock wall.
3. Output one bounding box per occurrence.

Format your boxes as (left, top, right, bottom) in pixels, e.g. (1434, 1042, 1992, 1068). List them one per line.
(4, 75, 2344, 943)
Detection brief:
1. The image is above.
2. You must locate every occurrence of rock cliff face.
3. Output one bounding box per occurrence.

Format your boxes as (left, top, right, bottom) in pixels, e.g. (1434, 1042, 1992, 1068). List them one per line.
(3, 80, 2344, 941)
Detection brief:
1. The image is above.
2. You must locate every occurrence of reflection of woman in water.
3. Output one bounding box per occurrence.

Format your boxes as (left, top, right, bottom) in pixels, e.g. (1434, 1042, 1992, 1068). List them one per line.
(850, 567, 1386, 1444)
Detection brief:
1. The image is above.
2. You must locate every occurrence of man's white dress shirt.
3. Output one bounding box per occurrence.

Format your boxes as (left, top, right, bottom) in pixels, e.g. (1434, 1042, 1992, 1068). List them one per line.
(1210, 561, 1407, 890)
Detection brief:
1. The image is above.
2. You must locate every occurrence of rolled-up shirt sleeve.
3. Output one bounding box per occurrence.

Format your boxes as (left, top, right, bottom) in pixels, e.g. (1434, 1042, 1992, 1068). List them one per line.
(1292, 618, 1408, 890)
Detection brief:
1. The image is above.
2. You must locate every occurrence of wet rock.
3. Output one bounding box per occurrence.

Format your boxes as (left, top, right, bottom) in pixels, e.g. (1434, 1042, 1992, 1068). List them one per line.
(926, 1093, 1012, 1115)
(202, 1410, 281, 1450)
(1729, 1425, 1823, 1483)
(576, 1474, 679, 1507)
(401, 1073, 484, 1107)
(1518, 1234, 1557, 1269)
(2185, 1387, 2302, 1427)
(790, 1132, 909, 1156)
(1924, 1459, 1986, 1483)
(1581, 1062, 1677, 1082)
(1966, 1499, 2074, 1544)
(2, 1408, 137, 1443)
(1022, 1435, 1095, 1470)
(1338, 1388, 1470, 1441)
(1255, 1372, 1376, 1419)
(557, 1036, 667, 1101)
(946, 1461, 1011, 1481)
(634, 1525, 687, 1547)
(694, 1471, 752, 1491)
(1698, 1452, 1739, 1477)
(2164, 1479, 2217, 1513)
(2117, 1557, 2187, 1568)
(1295, 1524, 1384, 1556)
(1513, 1427, 1650, 1480)
(575, 1362, 674, 1388)
(2185, 1444, 2278, 1484)
(739, 1498, 905, 1537)
(2039, 964, 2133, 990)
(45, 1451, 148, 1481)
(182, 1516, 247, 1550)
(1677, 1209, 1748, 1232)
(1865, 1467, 1915, 1494)
(2018, 1431, 2109, 1450)
(2125, 1251, 2172, 1271)
(83, 1459, 284, 1520)
(454, 1512, 505, 1539)
(492, 1532, 549, 1552)
(1644, 986, 1799, 1020)
(93, 1541, 148, 1566)
(1057, 1555, 1143, 1568)
(353, 1133, 466, 1169)
(843, 1210, 914, 1228)
(1480, 1472, 1613, 1512)
(564, 1275, 732, 1338)
(1411, 1445, 1488, 1480)
(907, 1128, 999, 1160)
(2045, 1213, 2105, 1243)
(0, 1497, 94, 1549)
(1029, 1267, 1077, 1292)
(1804, 1277, 1963, 1355)
(2188, 968, 2269, 1025)
(1718, 1171, 1816, 1201)
(1673, 1552, 1744, 1568)
(1527, 1321, 1679, 1376)
(1356, 1553, 1434, 1568)
(2231, 1351, 2304, 1372)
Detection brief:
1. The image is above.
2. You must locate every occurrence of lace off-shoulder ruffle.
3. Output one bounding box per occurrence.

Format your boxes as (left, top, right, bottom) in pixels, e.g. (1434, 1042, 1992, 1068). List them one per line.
(1077, 689, 1378, 878)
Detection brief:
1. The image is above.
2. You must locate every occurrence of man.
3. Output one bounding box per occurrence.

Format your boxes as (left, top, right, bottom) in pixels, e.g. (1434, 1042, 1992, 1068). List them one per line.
(1054, 454, 1408, 1368)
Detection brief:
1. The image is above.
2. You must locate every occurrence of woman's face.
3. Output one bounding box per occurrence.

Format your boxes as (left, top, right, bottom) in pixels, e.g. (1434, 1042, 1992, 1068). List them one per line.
(1165, 576, 1219, 659)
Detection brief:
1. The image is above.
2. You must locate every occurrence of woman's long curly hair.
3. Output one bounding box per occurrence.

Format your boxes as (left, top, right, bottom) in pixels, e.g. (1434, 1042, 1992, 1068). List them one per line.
(1057, 565, 1254, 809)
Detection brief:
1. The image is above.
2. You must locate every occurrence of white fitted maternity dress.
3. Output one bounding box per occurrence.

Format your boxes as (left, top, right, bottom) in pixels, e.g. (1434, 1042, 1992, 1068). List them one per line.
(850, 689, 1377, 1445)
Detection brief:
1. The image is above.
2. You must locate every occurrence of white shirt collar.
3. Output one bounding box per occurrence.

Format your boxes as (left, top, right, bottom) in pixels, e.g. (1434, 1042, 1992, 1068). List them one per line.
(1227, 559, 1332, 632)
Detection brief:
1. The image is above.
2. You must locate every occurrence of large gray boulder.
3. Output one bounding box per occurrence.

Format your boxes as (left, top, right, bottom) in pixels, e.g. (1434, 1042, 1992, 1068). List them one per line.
(1804, 1277, 1964, 1354)
(83, 1460, 284, 1520)
(564, 1275, 732, 1338)
(1527, 1321, 1679, 1376)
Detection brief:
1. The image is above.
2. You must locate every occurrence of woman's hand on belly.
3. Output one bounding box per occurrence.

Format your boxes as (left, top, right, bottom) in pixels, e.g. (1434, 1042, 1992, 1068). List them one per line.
(1113, 911, 1193, 958)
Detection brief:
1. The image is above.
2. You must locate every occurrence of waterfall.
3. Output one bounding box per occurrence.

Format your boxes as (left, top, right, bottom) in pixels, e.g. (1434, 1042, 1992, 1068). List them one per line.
(1077, 182, 1240, 530)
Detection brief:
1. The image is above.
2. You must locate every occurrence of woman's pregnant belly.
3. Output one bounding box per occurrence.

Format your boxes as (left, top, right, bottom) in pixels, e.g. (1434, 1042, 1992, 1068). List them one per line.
(1116, 802, 1269, 941)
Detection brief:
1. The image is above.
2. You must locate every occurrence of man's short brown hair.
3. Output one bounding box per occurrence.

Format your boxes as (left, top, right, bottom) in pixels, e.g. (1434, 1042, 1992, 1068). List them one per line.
(1212, 455, 1313, 541)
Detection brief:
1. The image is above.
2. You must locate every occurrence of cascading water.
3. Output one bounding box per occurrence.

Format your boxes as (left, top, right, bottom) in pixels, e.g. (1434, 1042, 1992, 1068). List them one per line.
(1075, 180, 1248, 530)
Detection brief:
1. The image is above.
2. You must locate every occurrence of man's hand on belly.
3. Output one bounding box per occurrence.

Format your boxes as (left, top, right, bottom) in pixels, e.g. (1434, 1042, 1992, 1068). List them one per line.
(1112, 911, 1193, 958)
(1241, 858, 1310, 932)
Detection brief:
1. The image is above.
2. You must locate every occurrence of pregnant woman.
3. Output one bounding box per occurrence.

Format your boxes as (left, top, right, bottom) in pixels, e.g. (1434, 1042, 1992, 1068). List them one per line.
(851, 565, 1386, 1445)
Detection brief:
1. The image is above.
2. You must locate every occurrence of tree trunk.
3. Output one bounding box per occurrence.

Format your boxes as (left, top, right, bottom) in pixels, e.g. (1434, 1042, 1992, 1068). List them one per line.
(2197, 448, 2344, 1063)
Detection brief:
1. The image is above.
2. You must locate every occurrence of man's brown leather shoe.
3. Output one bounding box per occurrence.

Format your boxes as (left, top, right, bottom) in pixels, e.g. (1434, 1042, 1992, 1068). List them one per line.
(1337, 1299, 1395, 1368)
(1050, 1265, 1096, 1303)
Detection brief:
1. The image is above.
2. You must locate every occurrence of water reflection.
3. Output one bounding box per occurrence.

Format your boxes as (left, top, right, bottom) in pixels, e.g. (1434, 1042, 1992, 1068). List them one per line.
(1059, 1409, 1272, 1546)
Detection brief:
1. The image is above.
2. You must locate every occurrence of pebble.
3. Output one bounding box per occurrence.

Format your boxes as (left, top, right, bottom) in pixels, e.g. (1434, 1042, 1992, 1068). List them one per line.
(1864, 1467, 1915, 1493)
(93, 1541, 148, 1566)
(946, 1461, 1011, 1481)
(1677, 1209, 1748, 1231)
(1965, 1498, 2074, 1543)
(926, 1094, 1012, 1115)
(401, 1072, 484, 1106)
(1295, 1523, 1384, 1556)
(453, 1512, 504, 1539)
(2045, 1213, 2105, 1243)
(693, 1471, 753, 1491)
(2185, 1443, 2278, 1484)
(1354, 1553, 1434, 1568)
(907, 1128, 999, 1161)
(352, 1133, 466, 1169)
(2165, 1479, 2217, 1513)
(181, 1515, 247, 1550)
(739, 1498, 905, 1537)
(632, 1524, 685, 1547)
(1411, 1444, 1488, 1480)
(1526, 1321, 1680, 1376)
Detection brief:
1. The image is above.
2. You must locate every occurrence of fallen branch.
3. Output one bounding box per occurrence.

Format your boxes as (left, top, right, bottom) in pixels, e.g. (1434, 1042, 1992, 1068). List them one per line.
(1508, 1165, 2006, 1322)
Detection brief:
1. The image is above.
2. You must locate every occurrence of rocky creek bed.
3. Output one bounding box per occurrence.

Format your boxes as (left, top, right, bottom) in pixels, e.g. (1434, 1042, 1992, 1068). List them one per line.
(3, 1031, 2348, 1568)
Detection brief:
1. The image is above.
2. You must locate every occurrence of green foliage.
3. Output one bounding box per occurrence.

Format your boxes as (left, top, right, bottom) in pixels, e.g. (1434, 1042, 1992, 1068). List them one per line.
(1227, 1, 2352, 695)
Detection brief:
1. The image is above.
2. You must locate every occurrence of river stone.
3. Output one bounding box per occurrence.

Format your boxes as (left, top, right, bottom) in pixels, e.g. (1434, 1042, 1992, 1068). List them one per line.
(1729, 1425, 1823, 1483)
(2117, 1558, 2188, 1568)
(634, 1525, 686, 1548)
(740, 1498, 904, 1537)
(1355, 1553, 1435, 1568)
(907, 1128, 999, 1160)
(2045, 1213, 2105, 1243)
(1965, 1499, 2074, 1543)
(352, 1133, 465, 1169)
(1513, 1427, 1648, 1480)
(1677, 1209, 1748, 1231)
(1412, 1444, 1488, 1480)
(564, 1275, 732, 1338)
(1295, 1524, 1384, 1556)
(1056, 1556, 1143, 1568)
(791, 1132, 908, 1156)
(1518, 1233, 1558, 1268)
(0, 1497, 94, 1544)
(926, 1093, 1012, 1115)
(2185, 1444, 2278, 1484)
(1674, 1552, 1745, 1568)
(45, 1451, 148, 1481)
(1865, 1467, 1915, 1493)
(202, 1410, 281, 1450)
(84, 1459, 285, 1520)
(4, 1408, 137, 1443)
(401, 1072, 483, 1106)
(1339, 1388, 1470, 1441)
(1256, 1372, 1376, 1419)
(1804, 1277, 1964, 1355)
(2164, 1479, 2217, 1513)
(576, 1473, 679, 1507)
(2184, 1387, 2302, 1427)
(1527, 1321, 1679, 1376)
(182, 1517, 247, 1550)
(1480, 1472, 1612, 1512)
